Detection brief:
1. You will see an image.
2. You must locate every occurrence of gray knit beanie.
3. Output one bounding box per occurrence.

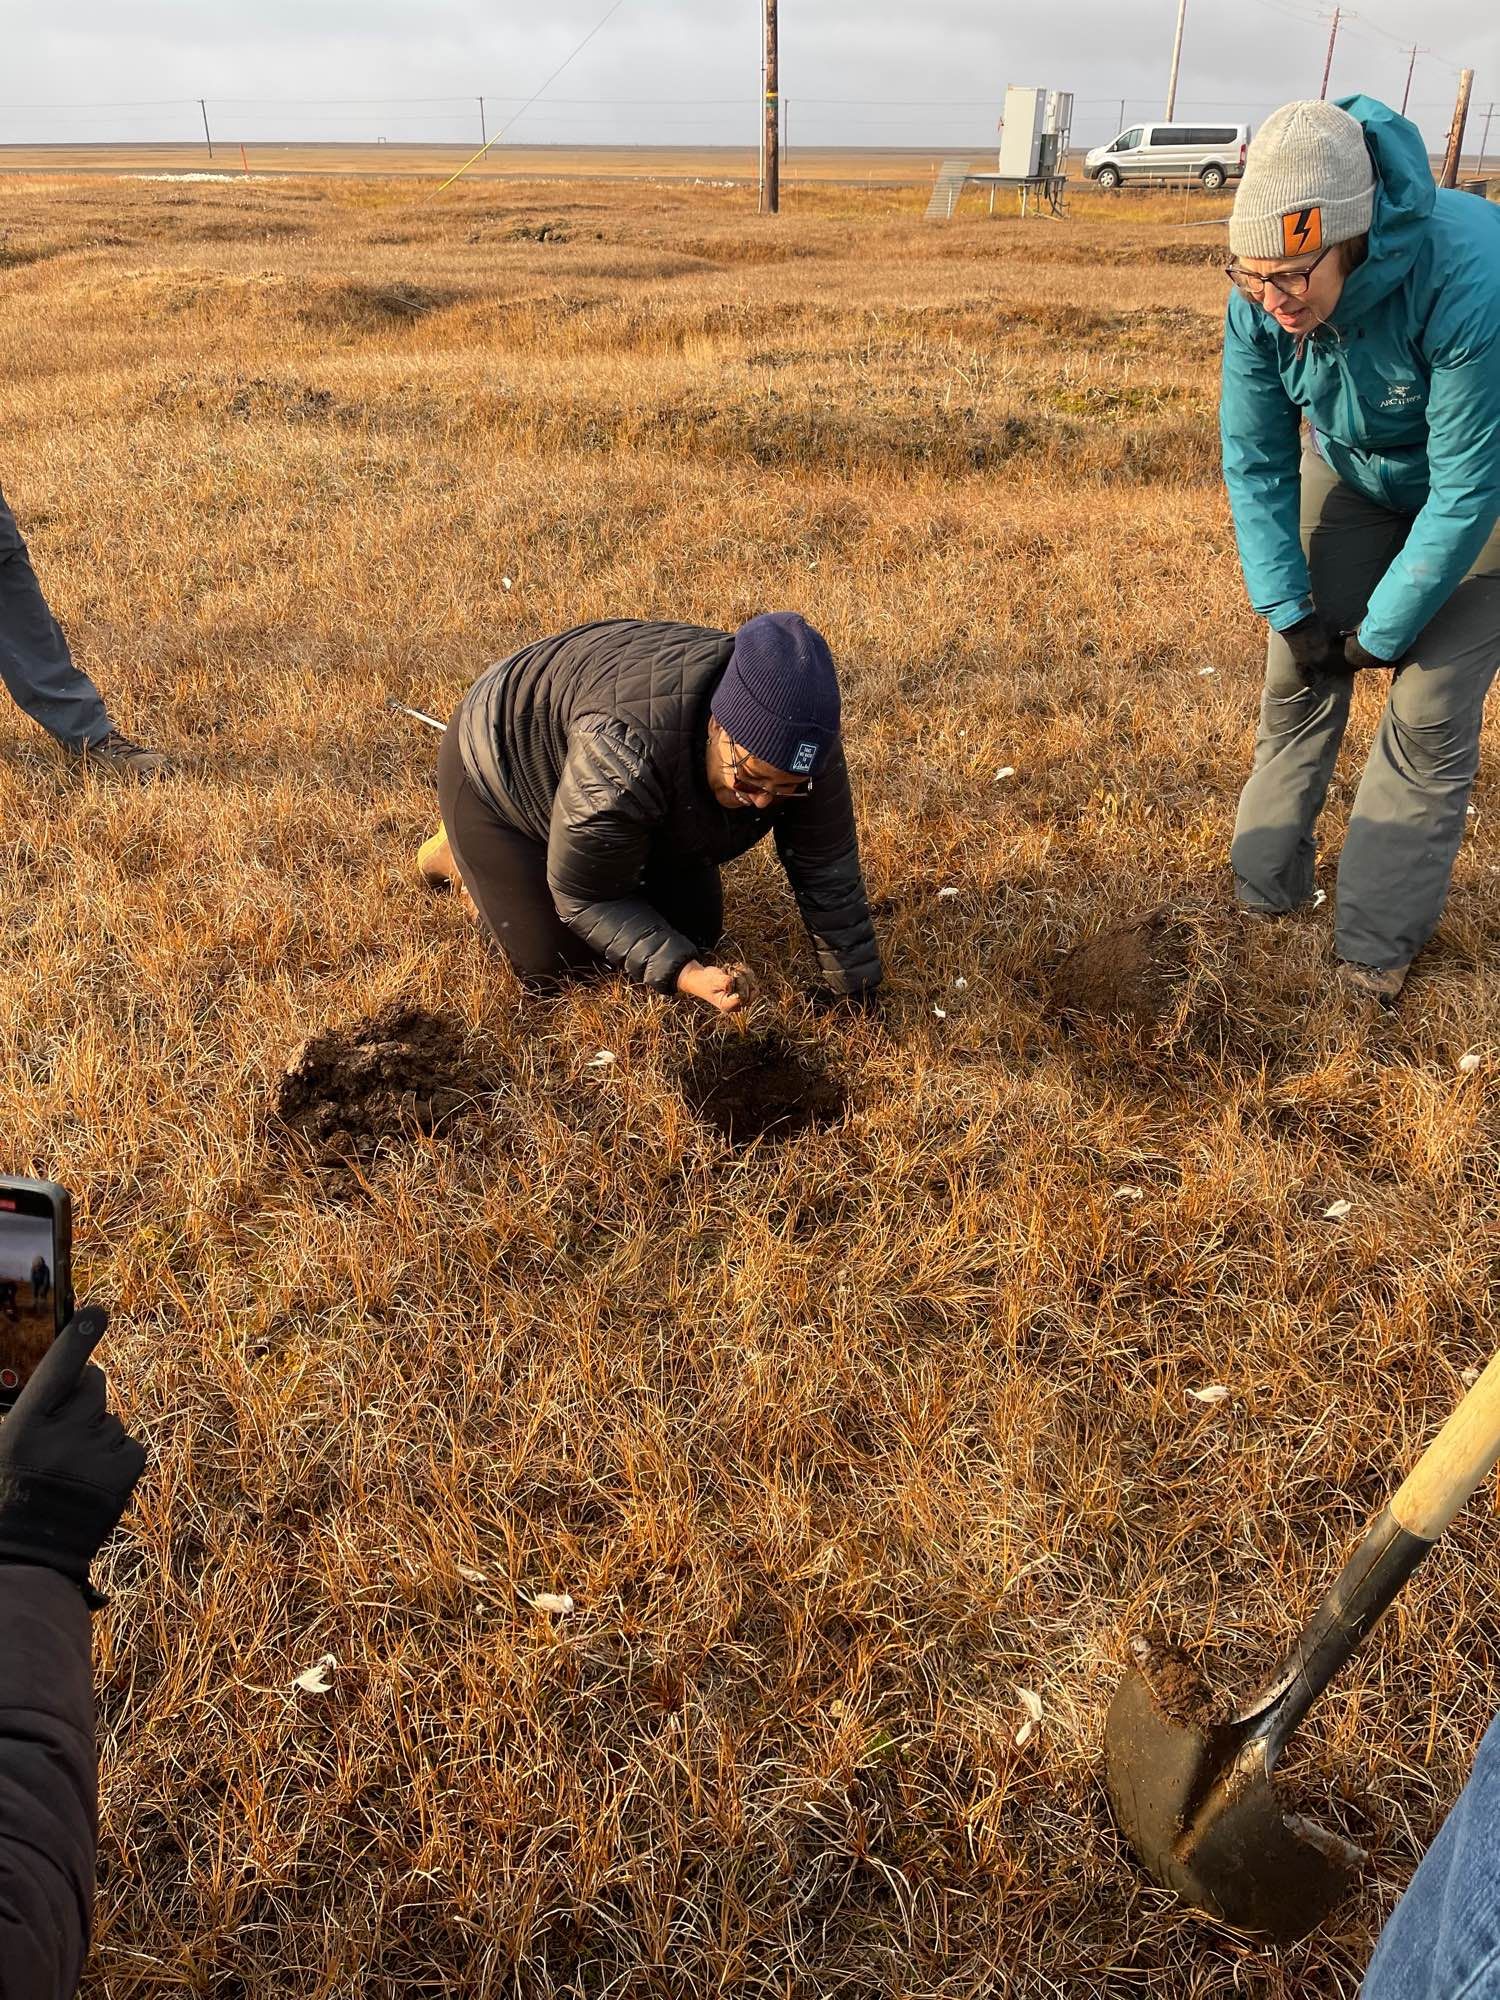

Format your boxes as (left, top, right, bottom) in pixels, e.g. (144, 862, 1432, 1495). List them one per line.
(1230, 100, 1374, 259)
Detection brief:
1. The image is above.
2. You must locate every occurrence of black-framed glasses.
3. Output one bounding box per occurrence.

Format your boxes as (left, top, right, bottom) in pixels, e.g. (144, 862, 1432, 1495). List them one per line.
(728, 739, 813, 803)
(1225, 242, 1336, 302)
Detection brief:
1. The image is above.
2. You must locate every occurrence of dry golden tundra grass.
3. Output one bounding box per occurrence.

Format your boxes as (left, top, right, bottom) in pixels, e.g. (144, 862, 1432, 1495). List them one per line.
(3, 167, 1499, 2000)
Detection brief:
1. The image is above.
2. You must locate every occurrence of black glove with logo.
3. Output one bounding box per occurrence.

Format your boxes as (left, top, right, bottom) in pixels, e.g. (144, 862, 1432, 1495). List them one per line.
(1281, 614, 1343, 678)
(1343, 631, 1394, 671)
(0, 1308, 145, 1603)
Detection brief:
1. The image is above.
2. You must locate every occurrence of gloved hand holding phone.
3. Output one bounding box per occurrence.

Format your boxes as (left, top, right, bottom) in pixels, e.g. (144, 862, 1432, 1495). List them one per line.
(0, 1307, 145, 1601)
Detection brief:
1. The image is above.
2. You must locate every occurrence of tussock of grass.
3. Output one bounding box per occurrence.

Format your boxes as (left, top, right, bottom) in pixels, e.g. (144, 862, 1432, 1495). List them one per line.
(1, 170, 1497, 2000)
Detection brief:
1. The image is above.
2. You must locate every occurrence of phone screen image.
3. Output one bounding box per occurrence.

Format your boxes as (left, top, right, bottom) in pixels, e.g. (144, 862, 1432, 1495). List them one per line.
(0, 1196, 64, 1398)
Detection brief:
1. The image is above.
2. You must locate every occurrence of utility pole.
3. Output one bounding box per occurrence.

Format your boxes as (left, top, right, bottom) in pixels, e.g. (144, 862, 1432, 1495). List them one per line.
(199, 98, 213, 158)
(1400, 45, 1417, 115)
(478, 97, 487, 146)
(1165, 0, 1188, 119)
(1440, 67, 1474, 187)
(1478, 101, 1495, 177)
(760, 0, 779, 215)
(1118, 96, 1126, 135)
(1319, 8, 1340, 101)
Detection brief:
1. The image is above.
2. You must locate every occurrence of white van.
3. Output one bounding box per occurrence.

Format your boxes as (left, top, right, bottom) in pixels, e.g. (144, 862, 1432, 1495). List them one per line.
(1084, 121, 1249, 190)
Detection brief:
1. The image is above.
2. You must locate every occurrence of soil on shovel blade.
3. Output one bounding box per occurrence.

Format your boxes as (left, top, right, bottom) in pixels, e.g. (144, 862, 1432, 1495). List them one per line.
(1048, 907, 1195, 1034)
(275, 1002, 493, 1171)
(681, 1031, 847, 1145)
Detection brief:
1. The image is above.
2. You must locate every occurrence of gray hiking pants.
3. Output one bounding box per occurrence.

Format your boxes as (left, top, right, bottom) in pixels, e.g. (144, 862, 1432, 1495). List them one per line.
(1232, 446, 1500, 971)
(0, 482, 111, 749)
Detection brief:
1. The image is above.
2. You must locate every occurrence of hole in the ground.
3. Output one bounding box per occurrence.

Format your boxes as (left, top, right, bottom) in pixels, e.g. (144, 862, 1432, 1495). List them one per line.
(1047, 908, 1194, 1032)
(680, 1031, 847, 1145)
(274, 1002, 495, 1169)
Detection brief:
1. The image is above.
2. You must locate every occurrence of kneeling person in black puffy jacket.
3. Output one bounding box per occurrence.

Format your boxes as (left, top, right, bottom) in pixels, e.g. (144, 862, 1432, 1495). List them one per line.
(422, 611, 882, 1014)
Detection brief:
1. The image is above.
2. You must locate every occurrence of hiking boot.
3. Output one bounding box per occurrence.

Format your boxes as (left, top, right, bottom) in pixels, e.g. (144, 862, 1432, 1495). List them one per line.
(418, 823, 478, 921)
(77, 731, 173, 781)
(418, 824, 457, 890)
(1338, 959, 1409, 1006)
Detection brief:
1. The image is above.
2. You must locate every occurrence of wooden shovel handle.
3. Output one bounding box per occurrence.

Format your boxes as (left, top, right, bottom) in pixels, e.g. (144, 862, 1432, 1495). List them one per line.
(1245, 1351, 1500, 1754)
(1392, 1349, 1500, 1541)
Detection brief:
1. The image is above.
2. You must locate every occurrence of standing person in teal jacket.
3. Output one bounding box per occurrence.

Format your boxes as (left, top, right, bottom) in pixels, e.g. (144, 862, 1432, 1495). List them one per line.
(1222, 97, 1500, 1002)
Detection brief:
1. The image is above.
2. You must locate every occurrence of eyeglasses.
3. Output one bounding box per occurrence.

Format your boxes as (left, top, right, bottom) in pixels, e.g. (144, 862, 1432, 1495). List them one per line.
(728, 739, 813, 803)
(1225, 243, 1335, 302)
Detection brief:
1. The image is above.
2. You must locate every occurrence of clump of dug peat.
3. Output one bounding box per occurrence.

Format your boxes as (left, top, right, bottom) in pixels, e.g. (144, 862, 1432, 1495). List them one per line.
(681, 1030, 847, 1145)
(1047, 901, 1235, 1046)
(275, 1002, 495, 1172)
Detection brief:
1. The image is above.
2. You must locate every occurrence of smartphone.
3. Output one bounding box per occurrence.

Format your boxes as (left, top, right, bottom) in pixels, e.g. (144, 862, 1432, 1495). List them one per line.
(0, 1177, 73, 1408)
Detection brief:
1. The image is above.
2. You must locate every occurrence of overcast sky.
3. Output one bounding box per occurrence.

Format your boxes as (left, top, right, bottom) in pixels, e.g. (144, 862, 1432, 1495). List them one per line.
(4, 0, 1493, 156)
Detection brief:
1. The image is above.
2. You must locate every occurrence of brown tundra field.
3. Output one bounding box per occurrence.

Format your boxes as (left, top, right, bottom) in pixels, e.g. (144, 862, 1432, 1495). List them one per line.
(3, 162, 1500, 2000)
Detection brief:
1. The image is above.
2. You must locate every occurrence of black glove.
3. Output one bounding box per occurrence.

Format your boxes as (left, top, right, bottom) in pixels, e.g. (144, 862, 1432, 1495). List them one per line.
(0, 1308, 145, 1600)
(1280, 614, 1340, 676)
(1343, 631, 1393, 671)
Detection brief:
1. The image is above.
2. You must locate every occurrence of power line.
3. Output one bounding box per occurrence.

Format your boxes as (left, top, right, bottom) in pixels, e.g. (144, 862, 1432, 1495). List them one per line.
(434, 0, 630, 191)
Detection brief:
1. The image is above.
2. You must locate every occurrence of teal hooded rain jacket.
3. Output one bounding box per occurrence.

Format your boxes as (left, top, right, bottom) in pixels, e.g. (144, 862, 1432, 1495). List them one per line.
(1221, 95, 1500, 662)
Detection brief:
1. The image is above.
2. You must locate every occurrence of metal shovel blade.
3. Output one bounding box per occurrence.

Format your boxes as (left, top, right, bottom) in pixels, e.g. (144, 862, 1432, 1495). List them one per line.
(1104, 1633, 1360, 1944)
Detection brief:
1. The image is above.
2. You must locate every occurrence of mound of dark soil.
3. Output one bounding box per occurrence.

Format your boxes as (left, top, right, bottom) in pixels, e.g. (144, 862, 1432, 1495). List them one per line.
(1048, 908, 1195, 1032)
(275, 1003, 493, 1169)
(681, 1032, 847, 1145)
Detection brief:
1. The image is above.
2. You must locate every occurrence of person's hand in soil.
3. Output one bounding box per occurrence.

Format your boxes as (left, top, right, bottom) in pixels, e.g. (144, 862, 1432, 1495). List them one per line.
(677, 960, 754, 1015)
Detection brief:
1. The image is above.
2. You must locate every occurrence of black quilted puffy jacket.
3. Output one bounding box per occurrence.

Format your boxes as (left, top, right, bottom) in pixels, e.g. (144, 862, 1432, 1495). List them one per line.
(457, 618, 882, 995)
(0, 1567, 96, 2000)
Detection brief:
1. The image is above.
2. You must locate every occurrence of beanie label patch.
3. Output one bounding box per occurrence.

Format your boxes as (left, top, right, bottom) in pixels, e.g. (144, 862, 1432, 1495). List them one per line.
(790, 740, 818, 775)
(1281, 205, 1323, 256)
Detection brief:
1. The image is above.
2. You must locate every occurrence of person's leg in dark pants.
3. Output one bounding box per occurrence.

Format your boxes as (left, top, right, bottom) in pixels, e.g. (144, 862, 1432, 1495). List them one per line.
(436, 719, 601, 984)
(1337, 516, 1500, 975)
(434, 725, 727, 988)
(1231, 449, 1409, 912)
(0, 482, 168, 776)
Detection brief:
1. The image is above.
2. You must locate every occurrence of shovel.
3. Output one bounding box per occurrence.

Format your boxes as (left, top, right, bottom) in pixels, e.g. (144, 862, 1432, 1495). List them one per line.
(1105, 1349, 1500, 1943)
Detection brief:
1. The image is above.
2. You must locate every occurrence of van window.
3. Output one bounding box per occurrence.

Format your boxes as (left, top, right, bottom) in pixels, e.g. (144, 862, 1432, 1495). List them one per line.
(1193, 127, 1237, 144)
(1115, 128, 1144, 150)
(1149, 127, 1188, 145)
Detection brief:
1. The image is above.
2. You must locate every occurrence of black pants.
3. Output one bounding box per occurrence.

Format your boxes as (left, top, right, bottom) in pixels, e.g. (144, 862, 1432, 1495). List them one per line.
(437, 719, 723, 986)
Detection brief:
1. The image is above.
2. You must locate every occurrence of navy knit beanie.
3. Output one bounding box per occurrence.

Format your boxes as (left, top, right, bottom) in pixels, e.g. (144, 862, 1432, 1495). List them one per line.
(711, 612, 841, 778)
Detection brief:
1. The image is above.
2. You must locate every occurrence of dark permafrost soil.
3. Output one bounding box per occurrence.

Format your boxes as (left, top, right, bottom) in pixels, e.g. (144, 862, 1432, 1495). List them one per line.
(1127, 1631, 1217, 1733)
(681, 1031, 847, 1145)
(1048, 907, 1196, 1033)
(275, 1003, 494, 1170)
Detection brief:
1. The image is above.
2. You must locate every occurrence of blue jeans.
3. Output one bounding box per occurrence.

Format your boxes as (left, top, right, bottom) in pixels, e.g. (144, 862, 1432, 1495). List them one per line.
(0, 483, 112, 748)
(1363, 1711, 1500, 1998)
